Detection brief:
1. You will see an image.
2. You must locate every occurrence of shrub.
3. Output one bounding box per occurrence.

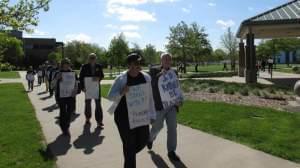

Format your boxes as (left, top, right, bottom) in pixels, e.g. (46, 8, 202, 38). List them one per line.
(224, 87, 235, 95)
(239, 88, 249, 96)
(0, 62, 15, 71)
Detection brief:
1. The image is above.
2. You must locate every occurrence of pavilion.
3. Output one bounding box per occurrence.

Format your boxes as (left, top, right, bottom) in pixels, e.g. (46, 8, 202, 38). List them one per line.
(236, 0, 300, 83)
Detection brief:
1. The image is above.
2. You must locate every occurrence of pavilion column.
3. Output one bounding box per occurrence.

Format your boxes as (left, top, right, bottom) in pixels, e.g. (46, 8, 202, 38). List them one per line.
(245, 33, 257, 84)
(238, 40, 245, 77)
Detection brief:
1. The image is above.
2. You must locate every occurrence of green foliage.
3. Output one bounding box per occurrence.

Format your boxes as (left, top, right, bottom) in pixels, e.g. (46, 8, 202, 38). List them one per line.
(239, 87, 249, 96)
(0, 0, 50, 32)
(0, 62, 16, 71)
(0, 33, 24, 66)
(48, 51, 62, 63)
(107, 33, 129, 68)
(166, 21, 212, 73)
(143, 44, 159, 65)
(64, 40, 107, 68)
(212, 49, 227, 62)
(220, 28, 238, 71)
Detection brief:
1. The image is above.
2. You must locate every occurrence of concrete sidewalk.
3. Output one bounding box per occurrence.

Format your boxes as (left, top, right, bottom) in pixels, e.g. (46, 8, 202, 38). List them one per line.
(18, 71, 299, 168)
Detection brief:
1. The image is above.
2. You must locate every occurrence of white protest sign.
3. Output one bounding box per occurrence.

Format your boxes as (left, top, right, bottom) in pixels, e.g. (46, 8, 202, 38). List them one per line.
(126, 83, 150, 129)
(158, 70, 182, 109)
(26, 74, 35, 81)
(59, 72, 76, 98)
(84, 77, 99, 99)
(38, 71, 43, 77)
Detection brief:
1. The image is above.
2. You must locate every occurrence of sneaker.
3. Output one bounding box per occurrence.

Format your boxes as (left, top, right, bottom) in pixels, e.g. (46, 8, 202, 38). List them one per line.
(168, 151, 180, 162)
(147, 141, 153, 150)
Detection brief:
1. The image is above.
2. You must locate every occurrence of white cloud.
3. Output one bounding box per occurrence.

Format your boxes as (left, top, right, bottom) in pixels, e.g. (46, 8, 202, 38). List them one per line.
(120, 24, 140, 31)
(107, 4, 156, 22)
(208, 2, 216, 7)
(182, 7, 190, 13)
(123, 31, 141, 39)
(64, 33, 92, 43)
(216, 20, 235, 29)
(105, 24, 118, 29)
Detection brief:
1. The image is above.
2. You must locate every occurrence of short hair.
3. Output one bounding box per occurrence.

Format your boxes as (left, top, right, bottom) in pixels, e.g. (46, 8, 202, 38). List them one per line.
(160, 53, 172, 59)
(126, 53, 142, 64)
(88, 53, 97, 59)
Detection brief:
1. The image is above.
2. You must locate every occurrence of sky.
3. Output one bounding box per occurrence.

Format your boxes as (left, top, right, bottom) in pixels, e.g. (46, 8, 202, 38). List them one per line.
(23, 0, 289, 51)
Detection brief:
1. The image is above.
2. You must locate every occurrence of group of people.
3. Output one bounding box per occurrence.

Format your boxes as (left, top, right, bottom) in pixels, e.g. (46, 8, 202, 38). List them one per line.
(25, 52, 184, 168)
(257, 58, 274, 74)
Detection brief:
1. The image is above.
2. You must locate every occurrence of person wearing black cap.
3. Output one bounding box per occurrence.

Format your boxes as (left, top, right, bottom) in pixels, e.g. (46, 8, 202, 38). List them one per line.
(107, 53, 156, 168)
(79, 53, 104, 127)
(54, 58, 79, 136)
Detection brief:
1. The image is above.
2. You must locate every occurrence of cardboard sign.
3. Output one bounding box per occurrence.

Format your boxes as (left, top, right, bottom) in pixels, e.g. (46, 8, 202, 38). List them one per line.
(59, 72, 76, 98)
(126, 83, 150, 129)
(26, 74, 35, 81)
(158, 70, 182, 109)
(84, 77, 99, 99)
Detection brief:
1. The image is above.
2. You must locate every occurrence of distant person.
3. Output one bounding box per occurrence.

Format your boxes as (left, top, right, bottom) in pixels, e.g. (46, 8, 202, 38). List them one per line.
(26, 66, 35, 91)
(261, 59, 266, 72)
(195, 63, 199, 72)
(54, 58, 78, 136)
(223, 62, 228, 71)
(79, 53, 104, 128)
(107, 53, 156, 168)
(267, 58, 274, 74)
(147, 53, 184, 162)
(37, 65, 44, 85)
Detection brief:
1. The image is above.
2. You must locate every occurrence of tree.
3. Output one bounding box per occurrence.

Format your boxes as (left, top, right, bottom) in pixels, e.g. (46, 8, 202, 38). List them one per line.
(0, 0, 51, 32)
(107, 33, 129, 72)
(48, 51, 62, 63)
(0, 32, 24, 66)
(220, 27, 238, 71)
(213, 49, 227, 62)
(166, 21, 212, 73)
(143, 44, 159, 65)
(64, 40, 107, 69)
(257, 38, 300, 67)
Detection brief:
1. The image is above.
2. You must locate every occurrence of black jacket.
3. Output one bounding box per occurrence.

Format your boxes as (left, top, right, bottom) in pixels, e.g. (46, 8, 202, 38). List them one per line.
(79, 63, 104, 90)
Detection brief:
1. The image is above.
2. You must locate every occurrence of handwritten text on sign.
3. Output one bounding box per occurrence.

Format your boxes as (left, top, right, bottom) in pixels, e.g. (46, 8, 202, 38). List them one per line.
(126, 83, 150, 129)
(84, 77, 99, 99)
(158, 70, 181, 109)
(60, 72, 76, 98)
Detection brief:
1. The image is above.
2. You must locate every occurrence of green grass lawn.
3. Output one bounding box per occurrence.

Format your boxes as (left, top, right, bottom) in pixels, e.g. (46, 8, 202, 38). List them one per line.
(0, 83, 55, 168)
(274, 64, 300, 74)
(178, 101, 300, 163)
(101, 84, 111, 98)
(0, 71, 20, 78)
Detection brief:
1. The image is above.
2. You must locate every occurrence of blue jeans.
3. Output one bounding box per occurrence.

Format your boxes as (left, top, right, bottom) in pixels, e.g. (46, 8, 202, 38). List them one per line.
(149, 106, 177, 152)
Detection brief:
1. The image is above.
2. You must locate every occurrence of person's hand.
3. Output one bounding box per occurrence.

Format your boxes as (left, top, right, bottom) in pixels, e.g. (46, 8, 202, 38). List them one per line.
(121, 85, 129, 96)
(176, 101, 183, 107)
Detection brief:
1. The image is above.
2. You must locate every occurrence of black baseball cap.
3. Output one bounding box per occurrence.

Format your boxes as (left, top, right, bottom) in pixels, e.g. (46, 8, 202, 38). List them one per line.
(126, 53, 142, 64)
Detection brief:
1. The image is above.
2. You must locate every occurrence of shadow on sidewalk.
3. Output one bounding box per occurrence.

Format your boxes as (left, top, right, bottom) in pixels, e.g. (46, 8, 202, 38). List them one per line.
(39, 134, 72, 160)
(73, 124, 105, 154)
(42, 104, 59, 112)
(55, 113, 80, 125)
(40, 95, 52, 100)
(148, 151, 170, 168)
(38, 91, 48, 95)
(169, 157, 188, 168)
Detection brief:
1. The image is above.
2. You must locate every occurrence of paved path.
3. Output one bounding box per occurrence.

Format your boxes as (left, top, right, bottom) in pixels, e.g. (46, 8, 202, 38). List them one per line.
(18, 71, 299, 168)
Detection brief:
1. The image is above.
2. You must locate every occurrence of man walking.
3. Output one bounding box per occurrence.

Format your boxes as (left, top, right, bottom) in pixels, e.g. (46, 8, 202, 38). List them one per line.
(148, 53, 184, 161)
(79, 53, 104, 128)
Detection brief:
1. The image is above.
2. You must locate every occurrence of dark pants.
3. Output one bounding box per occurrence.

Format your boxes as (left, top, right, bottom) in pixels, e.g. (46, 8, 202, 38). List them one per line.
(27, 80, 34, 90)
(58, 97, 74, 133)
(85, 99, 103, 124)
(38, 76, 43, 85)
(49, 80, 53, 96)
(115, 111, 149, 168)
(71, 97, 76, 113)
